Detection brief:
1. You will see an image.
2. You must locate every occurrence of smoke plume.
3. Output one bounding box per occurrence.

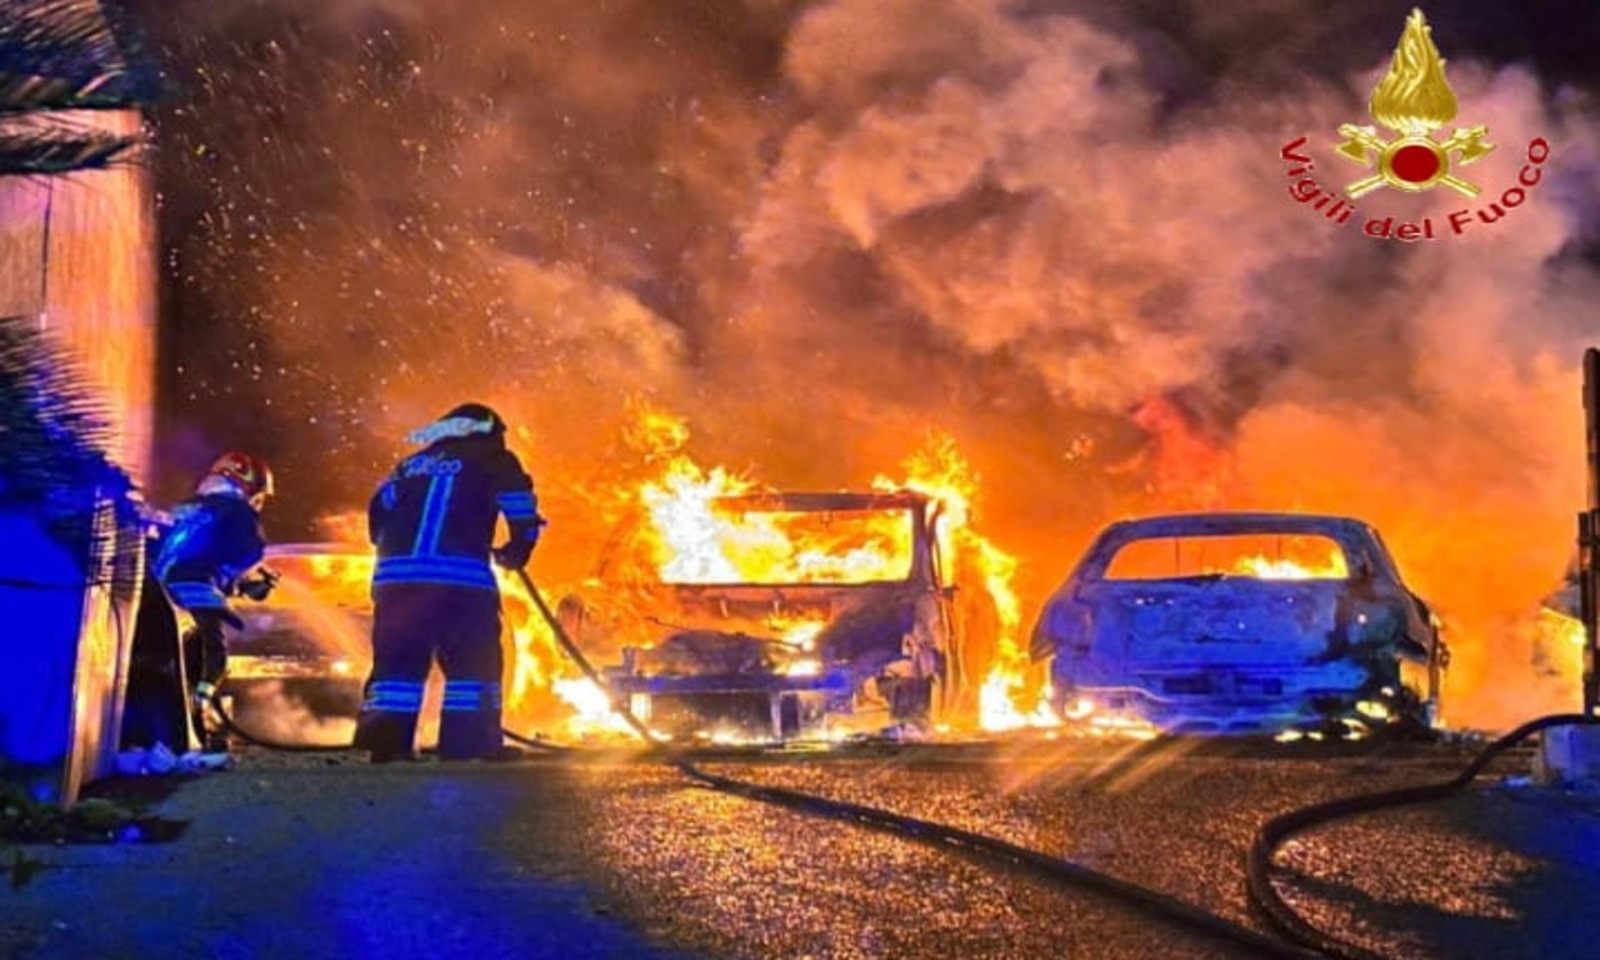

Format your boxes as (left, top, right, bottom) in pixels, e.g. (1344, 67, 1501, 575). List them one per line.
(133, 0, 1600, 728)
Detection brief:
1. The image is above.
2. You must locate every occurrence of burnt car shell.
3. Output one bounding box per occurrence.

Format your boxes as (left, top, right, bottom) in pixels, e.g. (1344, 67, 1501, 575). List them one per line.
(569, 491, 956, 740)
(1029, 513, 1446, 736)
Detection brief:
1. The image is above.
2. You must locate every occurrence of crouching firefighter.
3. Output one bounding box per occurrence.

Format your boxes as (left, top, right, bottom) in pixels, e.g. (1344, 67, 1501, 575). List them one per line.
(356, 402, 545, 763)
(152, 452, 279, 752)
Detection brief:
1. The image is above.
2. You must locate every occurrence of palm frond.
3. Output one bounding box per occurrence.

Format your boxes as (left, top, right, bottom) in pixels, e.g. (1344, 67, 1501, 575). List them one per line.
(0, 124, 136, 175)
(0, 0, 164, 113)
(0, 317, 139, 566)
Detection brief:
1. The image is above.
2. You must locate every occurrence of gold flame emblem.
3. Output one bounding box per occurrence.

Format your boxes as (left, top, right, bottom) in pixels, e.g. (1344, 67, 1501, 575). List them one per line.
(1336, 8, 1492, 198)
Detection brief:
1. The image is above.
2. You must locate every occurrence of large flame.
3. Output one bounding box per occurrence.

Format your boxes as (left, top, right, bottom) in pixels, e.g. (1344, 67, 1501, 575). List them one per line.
(286, 407, 1039, 741)
(627, 411, 1040, 733)
(629, 405, 918, 587)
(1531, 606, 1588, 710)
(640, 455, 754, 583)
(872, 435, 1047, 732)
(1370, 8, 1458, 135)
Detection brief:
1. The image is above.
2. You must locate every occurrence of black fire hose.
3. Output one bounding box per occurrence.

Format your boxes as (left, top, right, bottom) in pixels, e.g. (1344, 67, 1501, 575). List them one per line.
(1247, 712, 1600, 960)
(510, 569, 1316, 960)
(205, 693, 355, 753)
(208, 691, 570, 755)
(207, 687, 570, 755)
(513, 569, 657, 744)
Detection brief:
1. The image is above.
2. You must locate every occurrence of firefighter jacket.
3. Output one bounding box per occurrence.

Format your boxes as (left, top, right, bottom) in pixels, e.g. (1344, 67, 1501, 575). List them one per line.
(152, 491, 267, 613)
(368, 435, 542, 591)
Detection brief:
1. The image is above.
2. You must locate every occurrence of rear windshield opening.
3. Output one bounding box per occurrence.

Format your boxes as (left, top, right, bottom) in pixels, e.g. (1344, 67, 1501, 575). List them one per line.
(1103, 533, 1349, 581)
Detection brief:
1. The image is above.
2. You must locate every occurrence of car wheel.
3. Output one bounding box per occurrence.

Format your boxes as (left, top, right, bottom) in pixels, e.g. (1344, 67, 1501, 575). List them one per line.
(1047, 663, 1076, 720)
(883, 675, 935, 725)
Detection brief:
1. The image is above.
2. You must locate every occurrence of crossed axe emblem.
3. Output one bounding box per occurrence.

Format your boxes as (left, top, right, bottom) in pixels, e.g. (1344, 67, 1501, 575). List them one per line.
(1334, 123, 1494, 198)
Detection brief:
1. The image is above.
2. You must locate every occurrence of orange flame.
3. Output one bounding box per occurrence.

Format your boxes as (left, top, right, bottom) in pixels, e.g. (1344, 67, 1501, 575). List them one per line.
(873, 434, 1046, 732)
(1231, 548, 1348, 580)
(289, 409, 1037, 741)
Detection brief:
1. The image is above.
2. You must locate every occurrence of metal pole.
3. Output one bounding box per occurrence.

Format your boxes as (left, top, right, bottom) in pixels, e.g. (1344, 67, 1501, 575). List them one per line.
(1581, 348, 1600, 716)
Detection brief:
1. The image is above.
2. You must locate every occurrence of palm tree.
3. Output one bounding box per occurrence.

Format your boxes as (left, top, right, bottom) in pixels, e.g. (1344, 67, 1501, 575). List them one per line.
(0, 0, 162, 175)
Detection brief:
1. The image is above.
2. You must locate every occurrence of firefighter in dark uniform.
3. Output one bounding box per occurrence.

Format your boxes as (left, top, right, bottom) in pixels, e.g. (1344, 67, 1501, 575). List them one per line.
(356, 402, 544, 762)
(152, 451, 278, 751)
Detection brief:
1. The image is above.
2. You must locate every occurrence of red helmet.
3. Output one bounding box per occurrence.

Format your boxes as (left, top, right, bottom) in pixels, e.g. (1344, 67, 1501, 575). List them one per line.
(206, 451, 274, 500)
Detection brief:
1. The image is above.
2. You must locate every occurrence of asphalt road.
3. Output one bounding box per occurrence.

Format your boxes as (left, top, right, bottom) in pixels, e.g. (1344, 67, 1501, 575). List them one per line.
(3, 736, 1598, 960)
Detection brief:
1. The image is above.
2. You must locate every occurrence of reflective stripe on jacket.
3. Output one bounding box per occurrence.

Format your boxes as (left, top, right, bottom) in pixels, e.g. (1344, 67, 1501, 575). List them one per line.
(368, 435, 540, 591)
(153, 492, 266, 612)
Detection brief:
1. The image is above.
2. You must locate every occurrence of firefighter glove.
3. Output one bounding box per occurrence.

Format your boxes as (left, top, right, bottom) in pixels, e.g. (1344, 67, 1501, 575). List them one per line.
(237, 568, 279, 602)
(492, 543, 532, 571)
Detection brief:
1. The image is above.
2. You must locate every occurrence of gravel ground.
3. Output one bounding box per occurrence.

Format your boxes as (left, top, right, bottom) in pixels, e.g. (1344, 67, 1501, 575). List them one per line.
(3, 737, 1598, 960)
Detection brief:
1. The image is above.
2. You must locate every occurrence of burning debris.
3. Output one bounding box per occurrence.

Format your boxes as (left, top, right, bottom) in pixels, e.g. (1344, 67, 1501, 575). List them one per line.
(570, 410, 1057, 742)
(545, 410, 1055, 742)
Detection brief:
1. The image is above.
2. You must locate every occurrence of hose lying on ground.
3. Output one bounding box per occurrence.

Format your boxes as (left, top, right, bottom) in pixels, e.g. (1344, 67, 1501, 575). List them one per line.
(208, 691, 569, 754)
(206, 565, 1591, 960)
(209, 695, 571, 755)
(1247, 712, 1600, 960)
(510, 569, 1318, 960)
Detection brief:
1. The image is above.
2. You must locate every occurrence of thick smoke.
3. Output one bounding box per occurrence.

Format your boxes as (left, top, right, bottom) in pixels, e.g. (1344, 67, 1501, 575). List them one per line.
(136, 0, 1600, 728)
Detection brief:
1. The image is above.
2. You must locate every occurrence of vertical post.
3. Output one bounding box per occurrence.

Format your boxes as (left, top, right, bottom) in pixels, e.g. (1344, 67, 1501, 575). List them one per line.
(1581, 348, 1600, 716)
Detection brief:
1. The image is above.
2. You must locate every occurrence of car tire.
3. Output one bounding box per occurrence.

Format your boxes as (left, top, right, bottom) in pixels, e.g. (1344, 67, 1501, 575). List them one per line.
(884, 675, 934, 725)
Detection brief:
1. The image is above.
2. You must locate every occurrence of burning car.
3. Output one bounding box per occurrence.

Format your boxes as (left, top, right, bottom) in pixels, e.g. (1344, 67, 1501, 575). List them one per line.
(218, 543, 375, 744)
(560, 490, 958, 741)
(1028, 513, 1448, 737)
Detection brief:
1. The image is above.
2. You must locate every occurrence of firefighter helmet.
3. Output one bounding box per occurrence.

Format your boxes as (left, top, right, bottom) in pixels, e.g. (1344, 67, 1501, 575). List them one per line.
(443, 402, 506, 436)
(205, 451, 275, 500)
(404, 402, 509, 447)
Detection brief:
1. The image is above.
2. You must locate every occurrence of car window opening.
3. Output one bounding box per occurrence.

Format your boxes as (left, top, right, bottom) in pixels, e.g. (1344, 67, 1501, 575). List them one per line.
(648, 506, 918, 586)
(1104, 533, 1350, 582)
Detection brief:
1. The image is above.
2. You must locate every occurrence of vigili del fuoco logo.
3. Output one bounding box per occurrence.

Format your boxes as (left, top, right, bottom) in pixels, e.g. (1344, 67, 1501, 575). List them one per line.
(1278, 8, 1551, 242)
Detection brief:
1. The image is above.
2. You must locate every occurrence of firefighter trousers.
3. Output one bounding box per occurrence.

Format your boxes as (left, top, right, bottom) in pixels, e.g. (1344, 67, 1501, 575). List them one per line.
(183, 610, 230, 692)
(183, 609, 232, 749)
(354, 583, 504, 760)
